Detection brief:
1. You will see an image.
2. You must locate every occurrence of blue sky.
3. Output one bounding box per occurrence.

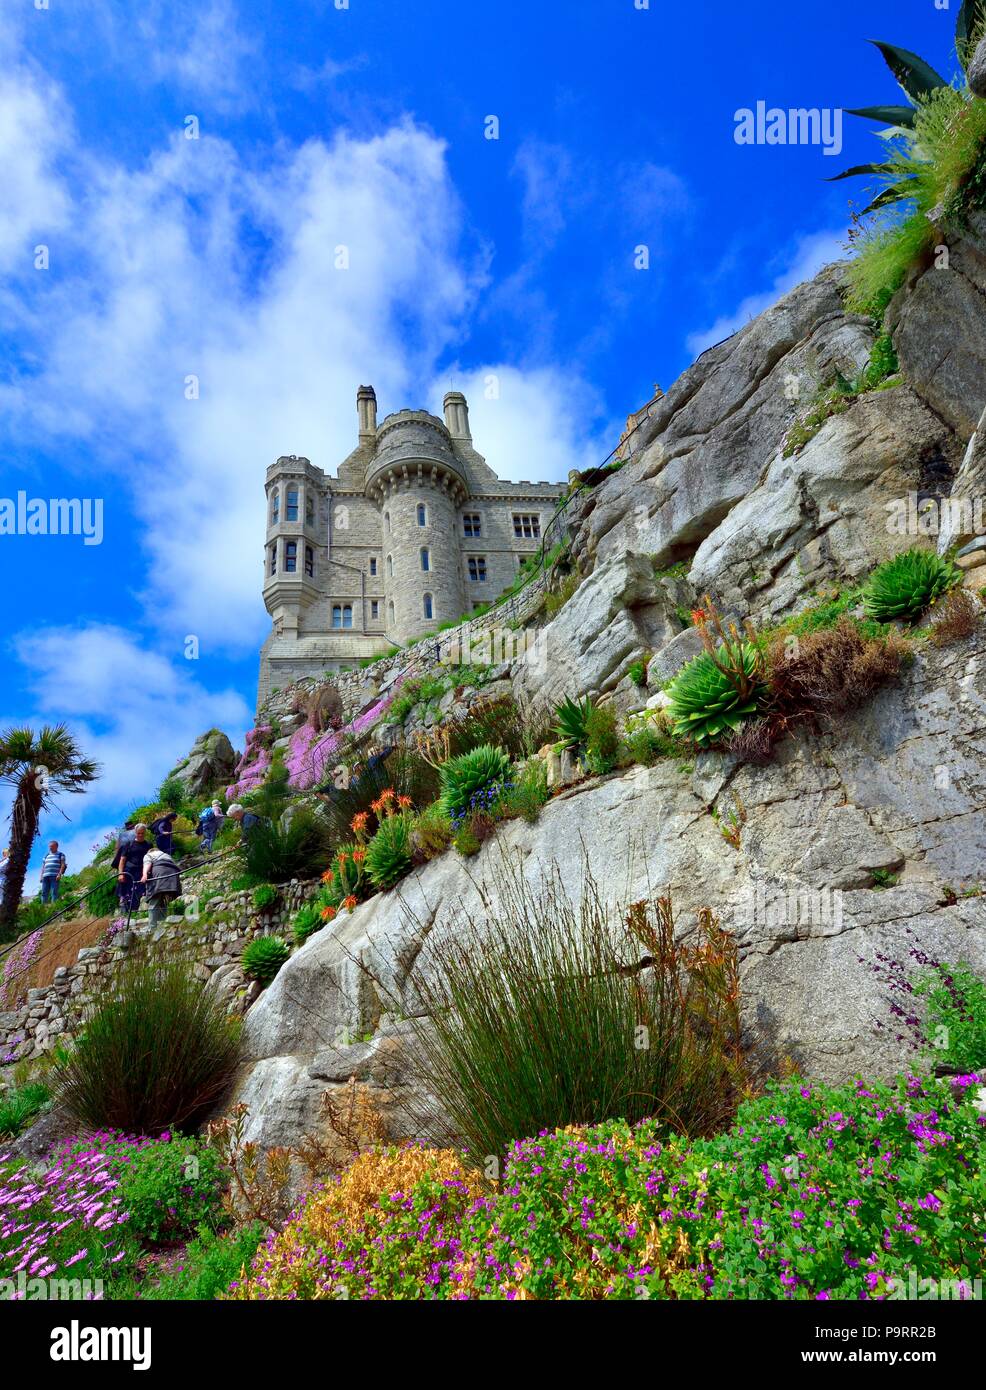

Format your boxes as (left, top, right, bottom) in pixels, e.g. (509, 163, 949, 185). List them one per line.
(0, 0, 964, 876)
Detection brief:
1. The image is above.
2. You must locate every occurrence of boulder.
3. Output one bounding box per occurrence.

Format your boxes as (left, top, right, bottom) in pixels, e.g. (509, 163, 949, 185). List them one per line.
(888, 212, 986, 438)
(646, 627, 705, 687)
(169, 729, 237, 797)
(569, 264, 873, 572)
(938, 405, 986, 553)
(513, 551, 687, 709)
(969, 35, 986, 99)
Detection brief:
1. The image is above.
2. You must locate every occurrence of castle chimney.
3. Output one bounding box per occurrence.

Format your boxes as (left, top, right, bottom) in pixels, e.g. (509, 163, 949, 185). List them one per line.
(357, 385, 377, 441)
(443, 390, 471, 441)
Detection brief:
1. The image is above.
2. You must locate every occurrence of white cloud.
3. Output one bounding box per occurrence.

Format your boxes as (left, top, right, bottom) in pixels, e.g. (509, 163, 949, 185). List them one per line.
(145, 0, 257, 108)
(430, 364, 609, 484)
(685, 228, 848, 357)
(0, 61, 71, 273)
(5, 624, 251, 812)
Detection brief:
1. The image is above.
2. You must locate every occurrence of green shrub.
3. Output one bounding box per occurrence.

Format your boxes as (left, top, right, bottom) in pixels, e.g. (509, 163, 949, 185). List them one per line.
(439, 744, 513, 822)
(364, 813, 414, 890)
(134, 1222, 265, 1300)
(53, 953, 242, 1133)
(628, 659, 648, 687)
(862, 548, 961, 621)
(412, 801, 453, 858)
(293, 902, 322, 946)
(445, 695, 553, 763)
(552, 695, 593, 751)
(242, 808, 325, 884)
(585, 702, 620, 774)
(157, 774, 187, 812)
(96, 1133, 227, 1244)
(252, 883, 278, 912)
(241, 936, 290, 986)
(496, 758, 550, 824)
(0, 1081, 50, 1138)
(668, 643, 766, 747)
(396, 858, 746, 1162)
(915, 962, 986, 1071)
(231, 1071, 986, 1302)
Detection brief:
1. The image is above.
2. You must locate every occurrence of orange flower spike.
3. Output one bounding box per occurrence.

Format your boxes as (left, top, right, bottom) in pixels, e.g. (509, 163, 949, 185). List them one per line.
(380, 787, 395, 802)
(320, 906, 337, 921)
(397, 795, 413, 810)
(321, 868, 335, 884)
(343, 895, 358, 910)
(690, 608, 707, 626)
(351, 848, 366, 863)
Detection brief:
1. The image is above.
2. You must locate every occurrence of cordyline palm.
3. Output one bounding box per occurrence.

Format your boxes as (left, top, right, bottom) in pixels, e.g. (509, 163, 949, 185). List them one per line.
(0, 725, 100, 934)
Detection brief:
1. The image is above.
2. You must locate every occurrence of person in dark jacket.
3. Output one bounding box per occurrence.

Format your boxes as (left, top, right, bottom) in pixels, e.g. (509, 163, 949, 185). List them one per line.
(150, 811, 178, 854)
(112, 823, 151, 912)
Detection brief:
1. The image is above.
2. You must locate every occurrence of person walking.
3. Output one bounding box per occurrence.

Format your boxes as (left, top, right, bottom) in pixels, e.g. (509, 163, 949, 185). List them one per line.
(226, 803, 262, 835)
(196, 800, 225, 852)
(112, 823, 151, 914)
(140, 845, 183, 930)
(39, 841, 67, 904)
(150, 810, 178, 854)
(115, 820, 136, 853)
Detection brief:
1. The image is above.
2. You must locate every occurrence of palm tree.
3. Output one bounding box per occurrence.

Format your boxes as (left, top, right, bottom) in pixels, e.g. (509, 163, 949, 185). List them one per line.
(0, 725, 100, 935)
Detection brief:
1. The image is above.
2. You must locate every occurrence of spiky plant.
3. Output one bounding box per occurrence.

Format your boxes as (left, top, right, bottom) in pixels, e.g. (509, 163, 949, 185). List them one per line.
(552, 696, 593, 751)
(668, 644, 766, 748)
(439, 745, 513, 821)
(862, 549, 961, 622)
(364, 813, 414, 890)
(831, 0, 986, 212)
(241, 935, 291, 986)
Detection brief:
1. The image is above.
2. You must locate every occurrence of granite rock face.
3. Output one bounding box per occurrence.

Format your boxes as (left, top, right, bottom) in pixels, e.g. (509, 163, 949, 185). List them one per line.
(169, 729, 238, 797)
(233, 631, 986, 1153)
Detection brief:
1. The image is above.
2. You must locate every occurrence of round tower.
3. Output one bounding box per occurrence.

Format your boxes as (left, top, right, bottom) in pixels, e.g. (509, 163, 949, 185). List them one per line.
(262, 454, 322, 636)
(366, 411, 469, 640)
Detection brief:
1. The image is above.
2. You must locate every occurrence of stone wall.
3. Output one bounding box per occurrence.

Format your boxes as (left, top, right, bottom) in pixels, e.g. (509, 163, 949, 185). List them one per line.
(0, 878, 321, 1065)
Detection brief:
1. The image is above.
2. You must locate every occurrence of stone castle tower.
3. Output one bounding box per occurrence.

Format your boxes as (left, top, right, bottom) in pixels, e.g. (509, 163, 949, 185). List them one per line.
(257, 386, 565, 704)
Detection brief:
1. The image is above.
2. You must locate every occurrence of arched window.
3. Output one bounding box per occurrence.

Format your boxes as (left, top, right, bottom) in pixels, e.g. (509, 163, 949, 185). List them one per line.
(387, 554, 394, 578)
(417, 502, 427, 527)
(270, 490, 280, 525)
(304, 545, 314, 577)
(342, 604, 353, 628)
(369, 557, 377, 576)
(285, 541, 297, 572)
(388, 599, 395, 625)
(286, 489, 299, 522)
(384, 511, 391, 534)
(420, 547, 430, 572)
(332, 604, 343, 629)
(423, 592, 433, 620)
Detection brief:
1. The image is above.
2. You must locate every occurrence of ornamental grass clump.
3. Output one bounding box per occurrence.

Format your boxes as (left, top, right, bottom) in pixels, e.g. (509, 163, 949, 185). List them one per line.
(862, 547, 961, 622)
(393, 853, 750, 1163)
(53, 952, 242, 1134)
(241, 936, 290, 987)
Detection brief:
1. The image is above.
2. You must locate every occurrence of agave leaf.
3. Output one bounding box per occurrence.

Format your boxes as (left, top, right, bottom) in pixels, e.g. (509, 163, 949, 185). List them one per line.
(845, 103, 917, 127)
(860, 181, 919, 215)
(825, 162, 895, 183)
(869, 41, 948, 101)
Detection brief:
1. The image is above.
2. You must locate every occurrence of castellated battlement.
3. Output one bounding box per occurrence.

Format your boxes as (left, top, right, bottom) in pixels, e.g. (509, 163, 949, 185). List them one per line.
(257, 385, 566, 707)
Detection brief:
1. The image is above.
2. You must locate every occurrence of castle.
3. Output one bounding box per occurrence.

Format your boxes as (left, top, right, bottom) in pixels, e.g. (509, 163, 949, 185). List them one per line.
(257, 386, 565, 704)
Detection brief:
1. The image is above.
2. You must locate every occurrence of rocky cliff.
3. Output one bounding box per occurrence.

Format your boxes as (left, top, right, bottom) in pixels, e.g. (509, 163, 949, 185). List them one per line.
(229, 236, 986, 1154)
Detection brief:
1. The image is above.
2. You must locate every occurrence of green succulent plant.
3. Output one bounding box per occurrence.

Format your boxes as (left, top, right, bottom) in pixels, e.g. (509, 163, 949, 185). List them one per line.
(552, 695, 593, 750)
(365, 813, 414, 890)
(292, 903, 322, 946)
(667, 643, 766, 748)
(830, 0, 986, 213)
(241, 935, 290, 986)
(862, 549, 961, 622)
(439, 744, 513, 821)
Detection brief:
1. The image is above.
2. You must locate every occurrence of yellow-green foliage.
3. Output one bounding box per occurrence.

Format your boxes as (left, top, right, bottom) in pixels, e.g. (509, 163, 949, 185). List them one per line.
(846, 85, 986, 314)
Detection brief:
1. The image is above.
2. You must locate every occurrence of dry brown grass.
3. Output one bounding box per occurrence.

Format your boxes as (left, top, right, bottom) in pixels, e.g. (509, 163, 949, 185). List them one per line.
(1, 915, 111, 1007)
(766, 618, 906, 726)
(928, 588, 982, 646)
